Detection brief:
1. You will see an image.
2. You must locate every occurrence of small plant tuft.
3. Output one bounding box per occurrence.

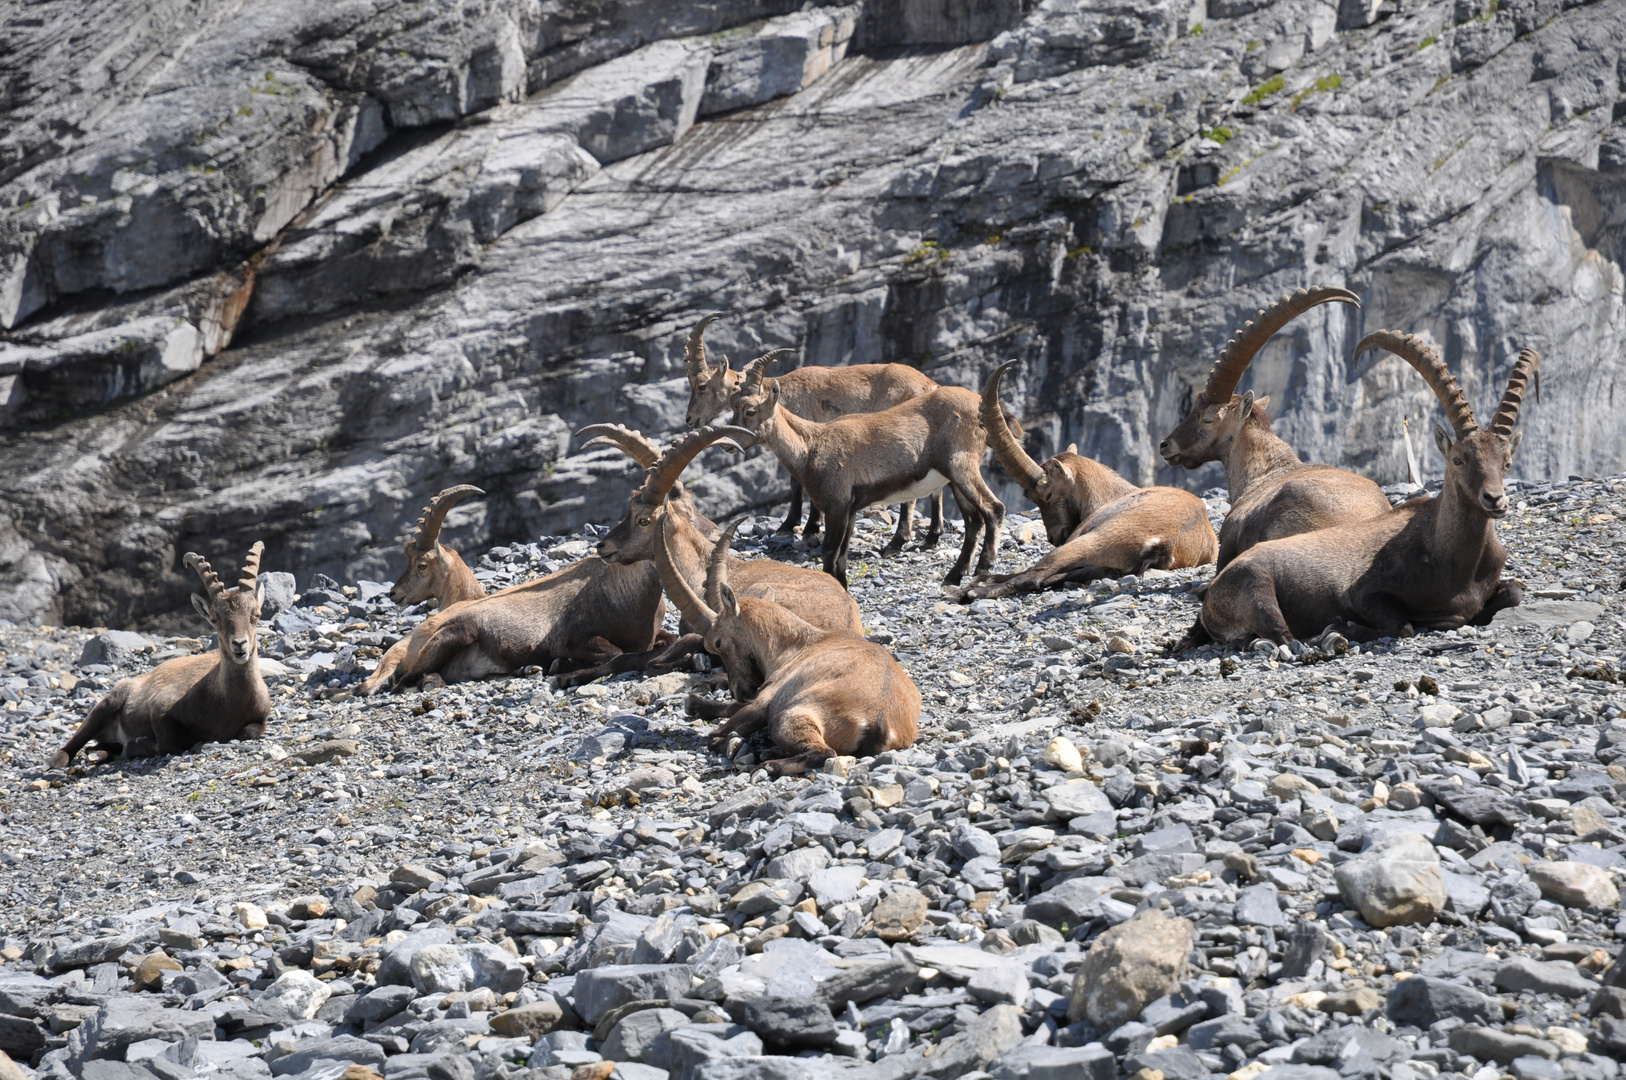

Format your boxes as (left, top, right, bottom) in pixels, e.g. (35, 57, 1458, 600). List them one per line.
(1242, 75, 1285, 106)
(1203, 126, 1233, 144)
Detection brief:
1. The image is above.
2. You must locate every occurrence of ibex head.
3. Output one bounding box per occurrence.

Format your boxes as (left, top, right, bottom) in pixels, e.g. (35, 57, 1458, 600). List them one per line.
(981, 360, 1088, 546)
(186, 542, 265, 666)
(1358, 332, 1538, 519)
(391, 485, 484, 605)
(1161, 287, 1360, 468)
(683, 315, 736, 428)
(727, 349, 794, 435)
(656, 517, 762, 699)
(592, 425, 753, 564)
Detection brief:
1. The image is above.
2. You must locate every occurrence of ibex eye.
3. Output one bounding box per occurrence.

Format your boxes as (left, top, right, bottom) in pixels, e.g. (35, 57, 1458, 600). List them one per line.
(638, 518, 650, 526)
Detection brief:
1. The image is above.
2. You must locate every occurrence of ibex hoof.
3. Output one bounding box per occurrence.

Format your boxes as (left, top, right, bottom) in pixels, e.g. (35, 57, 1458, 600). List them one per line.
(724, 736, 744, 760)
(49, 750, 70, 769)
(1317, 630, 1350, 656)
(421, 674, 447, 690)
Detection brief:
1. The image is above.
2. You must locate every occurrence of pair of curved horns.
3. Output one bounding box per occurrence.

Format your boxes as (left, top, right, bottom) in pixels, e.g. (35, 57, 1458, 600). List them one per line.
(1203, 286, 1362, 404)
(981, 360, 1046, 495)
(637, 425, 757, 503)
(185, 541, 265, 599)
(685, 314, 723, 374)
(412, 485, 485, 551)
(739, 348, 794, 391)
(1356, 333, 1541, 440)
(576, 423, 662, 469)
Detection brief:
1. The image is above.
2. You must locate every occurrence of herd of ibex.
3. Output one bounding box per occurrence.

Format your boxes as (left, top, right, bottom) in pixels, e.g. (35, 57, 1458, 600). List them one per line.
(54, 290, 1540, 776)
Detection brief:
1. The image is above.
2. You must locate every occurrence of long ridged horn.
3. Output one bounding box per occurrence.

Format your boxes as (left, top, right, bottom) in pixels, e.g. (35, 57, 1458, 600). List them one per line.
(1490, 348, 1540, 436)
(238, 541, 265, 593)
(1203, 286, 1362, 403)
(739, 349, 791, 392)
(656, 514, 715, 631)
(981, 360, 1046, 495)
(704, 520, 741, 612)
(413, 485, 485, 551)
(1355, 330, 1478, 439)
(685, 313, 722, 375)
(576, 423, 661, 468)
(639, 425, 756, 502)
(185, 551, 226, 600)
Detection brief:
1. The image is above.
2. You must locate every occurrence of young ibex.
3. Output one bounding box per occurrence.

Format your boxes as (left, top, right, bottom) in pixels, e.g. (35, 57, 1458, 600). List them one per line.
(963, 361, 1218, 599)
(682, 314, 943, 550)
(52, 545, 272, 766)
(729, 355, 1005, 587)
(655, 517, 919, 775)
(557, 423, 862, 686)
(1201, 333, 1537, 645)
(389, 485, 487, 607)
(1159, 287, 1392, 567)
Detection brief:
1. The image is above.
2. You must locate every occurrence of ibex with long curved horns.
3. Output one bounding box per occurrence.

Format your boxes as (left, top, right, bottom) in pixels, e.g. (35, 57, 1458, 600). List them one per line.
(556, 423, 862, 686)
(730, 354, 1005, 587)
(1201, 334, 1537, 645)
(655, 517, 919, 775)
(962, 361, 1217, 599)
(682, 314, 943, 550)
(51, 544, 272, 766)
(389, 485, 487, 608)
(1159, 287, 1392, 567)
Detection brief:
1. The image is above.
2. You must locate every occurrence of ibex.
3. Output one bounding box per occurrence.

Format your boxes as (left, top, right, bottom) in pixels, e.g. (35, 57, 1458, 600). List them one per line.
(1159, 287, 1392, 567)
(682, 314, 942, 551)
(389, 485, 487, 607)
(1200, 333, 1536, 646)
(962, 361, 1218, 599)
(729, 355, 1005, 588)
(557, 423, 862, 687)
(655, 517, 919, 775)
(51, 545, 272, 766)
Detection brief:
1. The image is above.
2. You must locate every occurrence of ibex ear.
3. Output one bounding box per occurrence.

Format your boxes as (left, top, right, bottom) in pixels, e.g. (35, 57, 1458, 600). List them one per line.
(191, 593, 211, 620)
(1508, 430, 1523, 456)
(1433, 423, 1453, 458)
(1238, 390, 1256, 421)
(1065, 443, 1078, 455)
(719, 583, 739, 618)
(255, 580, 266, 613)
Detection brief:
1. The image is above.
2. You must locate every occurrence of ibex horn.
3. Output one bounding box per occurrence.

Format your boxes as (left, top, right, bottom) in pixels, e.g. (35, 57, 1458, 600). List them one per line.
(1490, 347, 1540, 436)
(981, 360, 1046, 495)
(639, 425, 756, 502)
(740, 349, 792, 391)
(1355, 330, 1478, 439)
(685, 313, 722, 375)
(185, 551, 227, 600)
(704, 519, 743, 613)
(238, 541, 265, 593)
(656, 514, 716, 632)
(576, 423, 661, 468)
(413, 485, 485, 551)
(1203, 286, 1362, 404)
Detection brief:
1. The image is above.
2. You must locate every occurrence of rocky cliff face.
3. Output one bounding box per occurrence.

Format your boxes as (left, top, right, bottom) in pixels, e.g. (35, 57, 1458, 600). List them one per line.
(2, 0, 1623, 629)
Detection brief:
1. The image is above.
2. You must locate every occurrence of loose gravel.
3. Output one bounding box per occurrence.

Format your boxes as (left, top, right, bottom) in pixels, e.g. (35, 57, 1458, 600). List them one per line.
(1, 476, 1624, 1080)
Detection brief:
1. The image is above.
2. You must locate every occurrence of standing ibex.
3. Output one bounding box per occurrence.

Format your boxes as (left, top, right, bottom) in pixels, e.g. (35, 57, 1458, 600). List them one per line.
(1201, 333, 1537, 645)
(682, 314, 943, 551)
(52, 545, 272, 766)
(1159, 287, 1392, 567)
(556, 423, 862, 686)
(730, 355, 1005, 588)
(963, 362, 1218, 599)
(655, 517, 919, 775)
(389, 485, 487, 607)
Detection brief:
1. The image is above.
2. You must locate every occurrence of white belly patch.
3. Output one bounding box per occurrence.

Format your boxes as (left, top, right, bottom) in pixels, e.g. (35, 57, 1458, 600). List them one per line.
(875, 469, 949, 507)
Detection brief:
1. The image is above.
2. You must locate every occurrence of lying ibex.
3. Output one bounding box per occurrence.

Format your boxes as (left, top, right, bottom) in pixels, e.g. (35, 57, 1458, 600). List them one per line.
(730, 355, 1005, 587)
(557, 423, 861, 686)
(52, 545, 272, 766)
(1201, 333, 1536, 645)
(1159, 287, 1391, 567)
(352, 468, 673, 694)
(962, 361, 1218, 599)
(682, 314, 942, 550)
(655, 517, 918, 775)
(389, 485, 487, 607)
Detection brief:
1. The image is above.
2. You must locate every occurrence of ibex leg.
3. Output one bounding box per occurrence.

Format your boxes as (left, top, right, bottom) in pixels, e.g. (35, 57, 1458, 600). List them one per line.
(50, 684, 130, 768)
(921, 490, 944, 549)
(392, 616, 479, 688)
(762, 708, 838, 776)
(355, 637, 410, 697)
(778, 482, 806, 535)
(706, 698, 773, 752)
(554, 633, 703, 688)
(943, 483, 984, 587)
(881, 501, 915, 556)
(821, 505, 854, 587)
(1470, 579, 1523, 625)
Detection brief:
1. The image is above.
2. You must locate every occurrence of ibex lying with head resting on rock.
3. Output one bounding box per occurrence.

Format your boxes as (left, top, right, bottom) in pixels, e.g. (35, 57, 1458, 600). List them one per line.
(655, 517, 919, 775)
(730, 354, 1005, 587)
(960, 361, 1218, 600)
(1200, 333, 1537, 647)
(682, 314, 943, 551)
(1160, 287, 1392, 568)
(555, 423, 861, 687)
(52, 544, 272, 766)
(351, 471, 677, 695)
